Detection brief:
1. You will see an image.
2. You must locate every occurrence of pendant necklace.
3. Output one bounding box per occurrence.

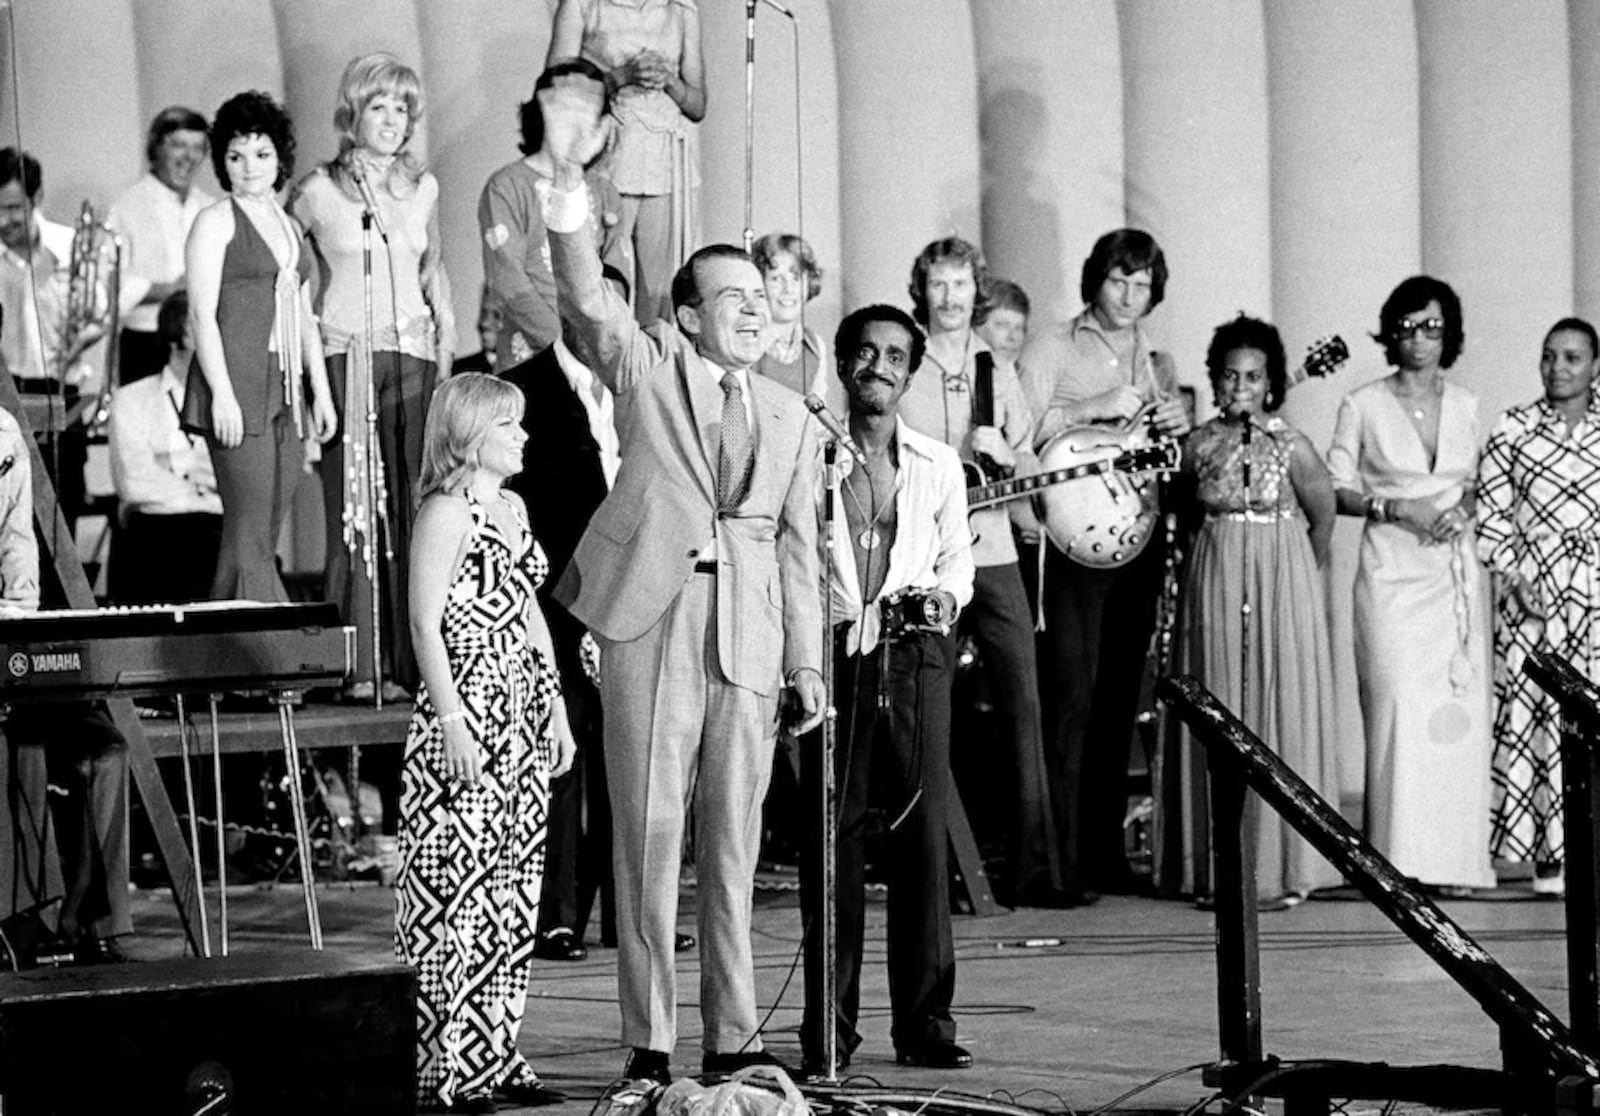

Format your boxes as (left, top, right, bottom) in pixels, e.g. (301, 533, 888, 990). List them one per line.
(843, 469, 892, 551)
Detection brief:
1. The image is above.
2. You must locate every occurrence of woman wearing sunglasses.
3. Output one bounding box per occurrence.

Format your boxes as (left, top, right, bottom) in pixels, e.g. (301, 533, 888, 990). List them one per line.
(1326, 275, 1494, 895)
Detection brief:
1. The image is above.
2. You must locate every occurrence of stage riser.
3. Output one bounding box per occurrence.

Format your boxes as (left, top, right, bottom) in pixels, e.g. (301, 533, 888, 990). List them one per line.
(0, 953, 415, 1116)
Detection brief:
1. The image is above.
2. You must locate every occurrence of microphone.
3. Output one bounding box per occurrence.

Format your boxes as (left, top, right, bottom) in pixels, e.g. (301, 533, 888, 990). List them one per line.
(750, 0, 794, 15)
(350, 162, 389, 240)
(803, 394, 867, 465)
(1240, 412, 1252, 490)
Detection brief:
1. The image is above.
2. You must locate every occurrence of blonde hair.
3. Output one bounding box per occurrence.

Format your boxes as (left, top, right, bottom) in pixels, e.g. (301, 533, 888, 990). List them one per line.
(330, 52, 424, 198)
(417, 373, 525, 506)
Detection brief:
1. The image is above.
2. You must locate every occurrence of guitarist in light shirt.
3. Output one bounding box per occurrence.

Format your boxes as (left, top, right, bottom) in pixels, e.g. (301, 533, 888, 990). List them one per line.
(1016, 228, 1191, 902)
(897, 238, 1066, 909)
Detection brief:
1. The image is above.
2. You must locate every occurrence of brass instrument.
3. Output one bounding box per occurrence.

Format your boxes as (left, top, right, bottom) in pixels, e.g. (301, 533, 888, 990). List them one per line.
(59, 200, 123, 430)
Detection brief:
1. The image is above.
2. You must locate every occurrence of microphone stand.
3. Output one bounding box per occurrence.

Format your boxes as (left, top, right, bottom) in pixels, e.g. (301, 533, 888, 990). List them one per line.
(1238, 413, 1253, 732)
(353, 202, 390, 722)
(819, 439, 840, 1083)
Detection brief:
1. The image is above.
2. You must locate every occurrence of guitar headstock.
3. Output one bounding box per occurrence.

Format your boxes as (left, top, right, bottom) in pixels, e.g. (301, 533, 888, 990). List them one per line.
(1115, 441, 1182, 475)
(1302, 334, 1350, 380)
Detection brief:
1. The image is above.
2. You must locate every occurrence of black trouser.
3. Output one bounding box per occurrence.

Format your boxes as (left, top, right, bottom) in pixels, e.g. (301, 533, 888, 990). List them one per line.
(957, 563, 1059, 894)
(1039, 539, 1163, 892)
(319, 351, 434, 691)
(109, 510, 222, 605)
(800, 627, 957, 1062)
(535, 603, 614, 943)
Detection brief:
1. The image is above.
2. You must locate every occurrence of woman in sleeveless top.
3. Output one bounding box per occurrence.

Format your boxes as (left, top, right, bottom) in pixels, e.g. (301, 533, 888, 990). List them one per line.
(1327, 275, 1494, 892)
(293, 53, 457, 701)
(183, 91, 335, 603)
(548, 0, 704, 326)
(1159, 315, 1341, 907)
(752, 232, 830, 401)
(397, 373, 575, 1114)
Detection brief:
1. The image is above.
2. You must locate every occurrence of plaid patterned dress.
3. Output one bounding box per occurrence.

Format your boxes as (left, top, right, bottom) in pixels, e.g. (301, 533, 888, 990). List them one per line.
(395, 490, 557, 1106)
(1477, 395, 1600, 866)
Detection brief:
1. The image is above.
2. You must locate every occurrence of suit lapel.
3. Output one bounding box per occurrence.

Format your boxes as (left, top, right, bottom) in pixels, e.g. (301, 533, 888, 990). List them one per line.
(679, 344, 721, 493)
(744, 374, 789, 505)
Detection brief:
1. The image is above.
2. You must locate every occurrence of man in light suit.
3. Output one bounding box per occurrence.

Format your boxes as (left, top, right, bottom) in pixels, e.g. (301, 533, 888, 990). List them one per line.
(539, 76, 826, 1085)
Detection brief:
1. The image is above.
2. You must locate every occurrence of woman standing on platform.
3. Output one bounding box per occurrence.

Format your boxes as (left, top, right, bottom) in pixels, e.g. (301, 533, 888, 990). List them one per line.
(547, 0, 705, 326)
(1476, 317, 1600, 898)
(397, 373, 574, 1115)
(293, 52, 456, 701)
(1163, 315, 1341, 907)
(1327, 275, 1494, 892)
(183, 91, 336, 603)
(752, 232, 829, 400)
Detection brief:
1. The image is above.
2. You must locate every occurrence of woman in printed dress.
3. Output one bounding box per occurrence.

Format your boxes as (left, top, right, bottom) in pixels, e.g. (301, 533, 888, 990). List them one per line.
(1163, 315, 1342, 907)
(1476, 317, 1600, 897)
(396, 373, 575, 1114)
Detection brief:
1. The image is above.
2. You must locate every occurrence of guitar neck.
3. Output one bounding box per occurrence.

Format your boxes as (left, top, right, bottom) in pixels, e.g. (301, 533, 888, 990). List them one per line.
(967, 462, 1105, 510)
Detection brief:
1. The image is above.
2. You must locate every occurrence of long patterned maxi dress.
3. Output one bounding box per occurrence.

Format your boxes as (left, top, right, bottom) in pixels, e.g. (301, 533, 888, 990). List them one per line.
(396, 491, 557, 1106)
(1476, 394, 1600, 870)
(1160, 415, 1342, 900)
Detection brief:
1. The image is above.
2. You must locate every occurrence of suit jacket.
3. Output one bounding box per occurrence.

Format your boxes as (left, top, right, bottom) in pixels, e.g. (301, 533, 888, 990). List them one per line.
(549, 223, 822, 697)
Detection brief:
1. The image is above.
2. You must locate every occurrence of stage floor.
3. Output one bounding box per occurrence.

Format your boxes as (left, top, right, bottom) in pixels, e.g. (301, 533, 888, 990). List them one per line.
(112, 870, 1573, 1115)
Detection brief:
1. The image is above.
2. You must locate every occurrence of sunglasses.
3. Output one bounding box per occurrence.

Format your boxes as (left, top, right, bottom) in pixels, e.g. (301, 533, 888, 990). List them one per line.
(1394, 317, 1445, 340)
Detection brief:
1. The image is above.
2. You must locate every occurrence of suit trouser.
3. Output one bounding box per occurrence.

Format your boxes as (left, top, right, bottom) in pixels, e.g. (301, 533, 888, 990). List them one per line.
(959, 562, 1060, 894)
(800, 627, 957, 1061)
(1039, 540, 1163, 892)
(599, 572, 777, 1054)
(536, 603, 614, 942)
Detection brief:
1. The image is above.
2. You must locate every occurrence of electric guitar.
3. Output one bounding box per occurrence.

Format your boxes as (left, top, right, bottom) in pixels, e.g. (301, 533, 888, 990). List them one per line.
(963, 441, 1180, 511)
(1037, 333, 1350, 569)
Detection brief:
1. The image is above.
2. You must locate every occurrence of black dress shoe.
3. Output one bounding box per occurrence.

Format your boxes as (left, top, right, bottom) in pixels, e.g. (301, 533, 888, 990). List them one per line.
(533, 928, 589, 962)
(895, 1039, 972, 1069)
(1010, 884, 1100, 910)
(675, 932, 695, 952)
(496, 1079, 567, 1106)
(624, 1047, 671, 1085)
(702, 1048, 784, 1078)
(798, 1054, 850, 1082)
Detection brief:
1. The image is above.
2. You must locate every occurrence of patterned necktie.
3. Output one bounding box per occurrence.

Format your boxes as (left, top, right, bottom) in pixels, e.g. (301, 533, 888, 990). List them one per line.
(717, 372, 753, 511)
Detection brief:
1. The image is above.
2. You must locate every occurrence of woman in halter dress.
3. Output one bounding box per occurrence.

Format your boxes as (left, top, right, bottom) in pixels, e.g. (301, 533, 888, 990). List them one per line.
(183, 90, 335, 602)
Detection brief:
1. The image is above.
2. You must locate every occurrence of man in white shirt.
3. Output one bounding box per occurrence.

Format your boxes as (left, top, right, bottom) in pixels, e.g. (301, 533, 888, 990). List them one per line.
(0, 148, 100, 521)
(107, 291, 221, 603)
(107, 107, 213, 385)
(799, 304, 976, 1077)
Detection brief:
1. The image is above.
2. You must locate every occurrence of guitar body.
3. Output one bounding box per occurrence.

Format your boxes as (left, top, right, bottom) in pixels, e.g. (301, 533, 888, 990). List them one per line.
(1036, 423, 1166, 569)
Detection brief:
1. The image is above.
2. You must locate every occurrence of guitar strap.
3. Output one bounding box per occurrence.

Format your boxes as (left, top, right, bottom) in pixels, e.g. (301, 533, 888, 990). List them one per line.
(972, 350, 994, 427)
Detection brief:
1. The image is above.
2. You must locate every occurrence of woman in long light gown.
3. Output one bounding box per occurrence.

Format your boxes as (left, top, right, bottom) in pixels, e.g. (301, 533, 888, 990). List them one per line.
(1165, 315, 1342, 907)
(1326, 275, 1494, 892)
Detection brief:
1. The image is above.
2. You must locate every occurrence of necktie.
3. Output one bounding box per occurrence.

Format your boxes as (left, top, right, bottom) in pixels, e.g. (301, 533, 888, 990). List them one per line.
(717, 372, 753, 510)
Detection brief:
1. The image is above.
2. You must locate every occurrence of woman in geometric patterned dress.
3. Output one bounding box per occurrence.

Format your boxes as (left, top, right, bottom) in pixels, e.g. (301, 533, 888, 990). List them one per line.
(1476, 317, 1600, 898)
(396, 372, 576, 1114)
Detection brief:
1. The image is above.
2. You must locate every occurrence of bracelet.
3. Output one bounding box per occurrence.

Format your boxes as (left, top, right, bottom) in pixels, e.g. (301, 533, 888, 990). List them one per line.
(1364, 494, 1389, 522)
(437, 709, 466, 726)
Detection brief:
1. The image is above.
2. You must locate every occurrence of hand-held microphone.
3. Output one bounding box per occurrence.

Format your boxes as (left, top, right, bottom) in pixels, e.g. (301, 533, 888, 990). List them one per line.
(803, 394, 867, 465)
(350, 163, 389, 240)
